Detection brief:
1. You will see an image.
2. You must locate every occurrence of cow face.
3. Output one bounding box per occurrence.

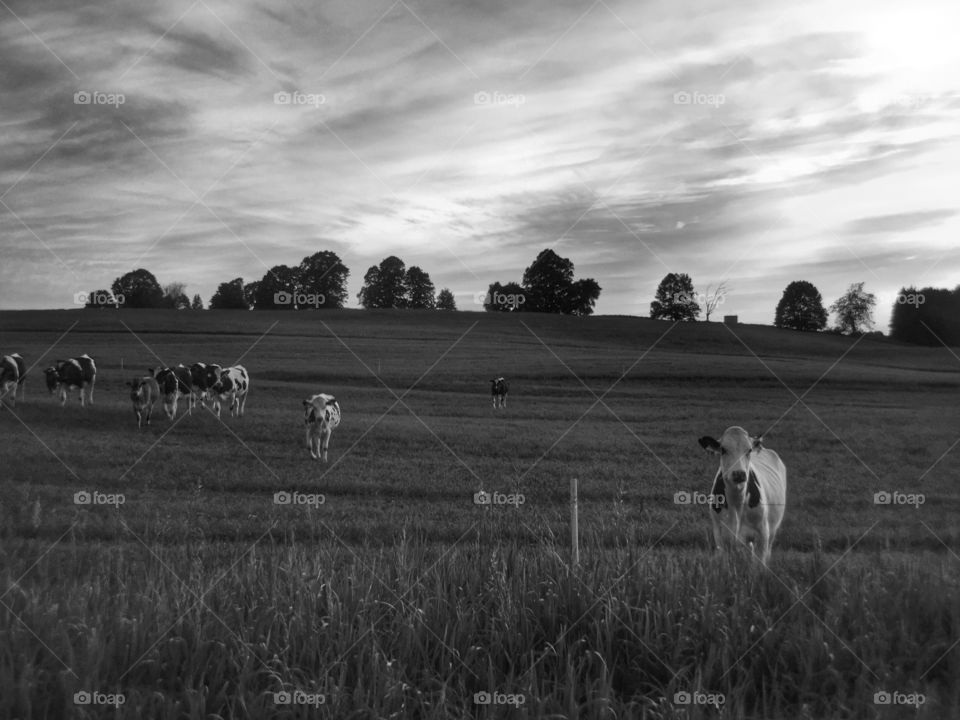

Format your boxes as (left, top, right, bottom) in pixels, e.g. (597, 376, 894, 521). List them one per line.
(204, 364, 223, 390)
(699, 426, 763, 485)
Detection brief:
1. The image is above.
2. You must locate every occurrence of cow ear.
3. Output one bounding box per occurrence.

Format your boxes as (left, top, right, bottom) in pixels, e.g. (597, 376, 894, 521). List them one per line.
(326, 396, 336, 405)
(751, 435, 764, 450)
(698, 436, 722, 454)
(302, 400, 310, 408)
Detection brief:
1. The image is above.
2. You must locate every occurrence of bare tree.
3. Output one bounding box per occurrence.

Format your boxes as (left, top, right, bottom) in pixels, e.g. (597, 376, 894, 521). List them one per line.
(703, 281, 729, 321)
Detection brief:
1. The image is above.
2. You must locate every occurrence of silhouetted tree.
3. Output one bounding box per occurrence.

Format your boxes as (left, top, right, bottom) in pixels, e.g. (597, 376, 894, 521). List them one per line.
(562, 278, 602, 316)
(112, 269, 164, 308)
(243, 281, 260, 309)
(650, 273, 700, 321)
(209, 278, 248, 309)
(405, 266, 436, 309)
(774, 280, 828, 331)
(162, 282, 190, 310)
(830, 282, 876, 334)
(358, 256, 408, 308)
(298, 250, 349, 308)
(522, 249, 575, 312)
(191, 294, 204, 310)
(83, 289, 119, 309)
(436, 288, 456, 310)
(702, 281, 728, 321)
(252, 264, 298, 309)
(889, 286, 960, 346)
(483, 281, 527, 312)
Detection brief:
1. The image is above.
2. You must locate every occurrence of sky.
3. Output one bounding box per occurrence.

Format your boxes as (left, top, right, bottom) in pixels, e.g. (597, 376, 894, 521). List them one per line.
(0, 0, 957, 326)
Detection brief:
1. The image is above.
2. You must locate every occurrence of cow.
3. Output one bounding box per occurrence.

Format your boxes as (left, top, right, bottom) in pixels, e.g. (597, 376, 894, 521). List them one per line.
(43, 354, 96, 406)
(303, 393, 341, 462)
(0, 353, 26, 407)
(490, 377, 508, 408)
(151, 365, 192, 419)
(126, 375, 160, 429)
(209, 365, 249, 418)
(698, 426, 787, 565)
(189, 362, 212, 408)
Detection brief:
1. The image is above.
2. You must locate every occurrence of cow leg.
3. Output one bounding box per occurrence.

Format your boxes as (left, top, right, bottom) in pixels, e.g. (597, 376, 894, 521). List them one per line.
(60, 389, 67, 407)
(321, 426, 331, 462)
(238, 393, 246, 417)
(89, 378, 94, 405)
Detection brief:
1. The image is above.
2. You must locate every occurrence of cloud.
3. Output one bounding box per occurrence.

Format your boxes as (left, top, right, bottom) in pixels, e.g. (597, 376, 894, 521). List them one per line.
(844, 209, 959, 235)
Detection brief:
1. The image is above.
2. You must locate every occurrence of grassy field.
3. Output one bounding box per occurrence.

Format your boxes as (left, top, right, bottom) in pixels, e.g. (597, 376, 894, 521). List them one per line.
(1, 309, 958, 718)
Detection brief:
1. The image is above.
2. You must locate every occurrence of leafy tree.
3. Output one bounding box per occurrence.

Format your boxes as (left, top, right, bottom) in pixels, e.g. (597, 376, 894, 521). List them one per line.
(484, 281, 527, 312)
(243, 281, 260, 309)
(209, 278, 248, 309)
(889, 286, 960, 346)
(774, 280, 828, 331)
(562, 278, 602, 316)
(830, 282, 876, 334)
(252, 264, 299, 309)
(298, 250, 349, 309)
(405, 266, 436, 309)
(191, 294, 204, 310)
(436, 288, 456, 310)
(162, 282, 190, 310)
(112, 269, 164, 308)
(650, 273, 700, 321)
(522, 249, 575, 312)
(358, 256, 408, 309)
(83, 289, 119, 309)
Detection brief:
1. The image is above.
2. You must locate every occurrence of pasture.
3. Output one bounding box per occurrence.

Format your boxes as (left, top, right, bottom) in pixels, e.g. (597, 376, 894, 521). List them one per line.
(1, 309, 958, 719)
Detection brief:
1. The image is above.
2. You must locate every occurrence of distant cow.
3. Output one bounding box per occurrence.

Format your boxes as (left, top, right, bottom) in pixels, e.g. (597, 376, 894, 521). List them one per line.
(490, 377, 508, 408)
(44, 354, 96, 406)
(698, 426, 787, 565)
(189, 362, 211, 408)
(0, 353, 26, 407)
(303, 393, 341, 462)
(151, 366, 192, 419)
(127, 375, 160, 429)
(209, 365, 249, 418)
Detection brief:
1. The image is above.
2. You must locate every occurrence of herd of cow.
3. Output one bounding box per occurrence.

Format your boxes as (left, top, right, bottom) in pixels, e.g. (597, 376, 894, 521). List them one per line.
(2, 355, 787, 561)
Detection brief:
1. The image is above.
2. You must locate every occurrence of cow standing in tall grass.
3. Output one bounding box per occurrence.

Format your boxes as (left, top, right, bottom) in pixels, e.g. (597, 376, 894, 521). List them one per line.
(207, 365, 249, 418)
(303, 393, 340, 462)
(127, 375, 160, 429)
(490, 377, 508, 408)
(0, 353, 26, 408)
(43, 354, 96, 406)
(698, 426, 787, 565)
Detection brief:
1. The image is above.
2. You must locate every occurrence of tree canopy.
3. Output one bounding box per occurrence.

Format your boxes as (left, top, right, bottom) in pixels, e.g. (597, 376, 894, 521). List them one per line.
(650, 273, 700, 321)
(774, 280, 828, 331)
(485, 249, 601, 315)
(209, 278, 248, 309)
(436, 288, 456, 310)
(830, 282, 876, 334)
(112, 269, 164, 308)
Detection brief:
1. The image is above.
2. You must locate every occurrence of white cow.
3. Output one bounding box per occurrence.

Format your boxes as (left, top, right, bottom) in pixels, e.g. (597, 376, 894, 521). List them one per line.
(303, 393, 341, 462)
(698, 426, 787, 565)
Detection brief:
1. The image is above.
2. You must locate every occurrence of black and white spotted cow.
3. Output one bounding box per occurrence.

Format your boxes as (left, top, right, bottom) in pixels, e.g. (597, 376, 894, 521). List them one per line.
(126, 375, 160, 429)
(209, 365, 249, 418)
(303, 393, 341, 462)
(151, 365, 192, 419)
(0, 353, 26, 408)
(44, 354, 96, 406)
(698, 426, 787, 566)
(490, 377, 508, 408)
(189, 362, 212, 408)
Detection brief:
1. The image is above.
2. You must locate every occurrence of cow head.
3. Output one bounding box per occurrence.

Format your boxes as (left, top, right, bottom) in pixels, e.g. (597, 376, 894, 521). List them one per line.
(303, 394, 336, 423)
(698, 426, 763, 485)
(43, 366, 60, 393)
(127, 377, 146, 402)
(204, 364, 223, 392)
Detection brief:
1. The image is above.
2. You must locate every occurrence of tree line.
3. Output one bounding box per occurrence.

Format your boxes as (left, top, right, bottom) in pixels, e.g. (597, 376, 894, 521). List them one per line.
(81, 248, 601, 315)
